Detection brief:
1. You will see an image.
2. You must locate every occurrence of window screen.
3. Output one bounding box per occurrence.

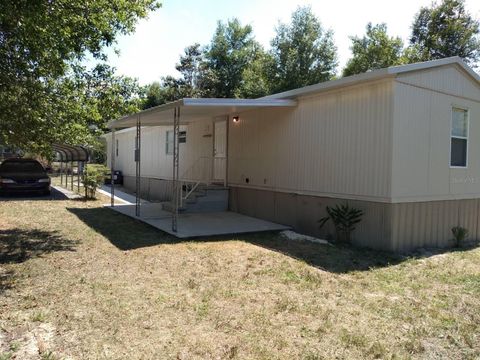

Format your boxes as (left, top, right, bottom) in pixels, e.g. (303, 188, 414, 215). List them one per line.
(451, 108, 468, 167)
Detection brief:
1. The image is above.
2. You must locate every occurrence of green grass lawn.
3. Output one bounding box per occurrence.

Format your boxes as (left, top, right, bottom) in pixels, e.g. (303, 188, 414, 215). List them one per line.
(0, 194, 479, 359)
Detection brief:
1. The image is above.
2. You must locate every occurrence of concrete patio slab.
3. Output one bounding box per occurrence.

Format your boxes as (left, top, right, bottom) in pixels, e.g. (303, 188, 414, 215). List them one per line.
(106, 203, 290, 238)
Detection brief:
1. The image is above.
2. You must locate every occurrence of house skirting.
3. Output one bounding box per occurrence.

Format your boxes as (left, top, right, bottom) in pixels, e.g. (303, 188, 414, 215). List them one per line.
(229, 186, 480, 253)
(123, 175, 173, 202)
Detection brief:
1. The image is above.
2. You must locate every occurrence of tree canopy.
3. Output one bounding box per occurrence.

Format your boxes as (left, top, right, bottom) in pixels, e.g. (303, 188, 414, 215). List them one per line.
(3, 0, 480, 155)
(343, 23, 404, 76)
(142, 20, 270, 109)
(268, 6, 338, 93)
(142, 44, 204, 109)
(201, 19, 265, 98)
(141, 7, 339, 108)
(0, 0, 160, 156)
(408, 0, 480, 64)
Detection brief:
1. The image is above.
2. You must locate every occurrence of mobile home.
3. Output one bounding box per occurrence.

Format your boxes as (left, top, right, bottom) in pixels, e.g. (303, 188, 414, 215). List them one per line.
(106, 57, 480, 252)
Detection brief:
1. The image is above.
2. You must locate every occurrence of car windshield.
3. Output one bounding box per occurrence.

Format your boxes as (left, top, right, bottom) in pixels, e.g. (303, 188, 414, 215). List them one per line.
(0, 161, 45, 173)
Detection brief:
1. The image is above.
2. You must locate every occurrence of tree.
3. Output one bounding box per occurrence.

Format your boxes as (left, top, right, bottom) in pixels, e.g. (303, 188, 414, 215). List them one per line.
(142, 44, 205, 109)
(143, 81, 165, 109)
(176, 43, 203, 94)
(201, 19, 263, 98)
(75, 63, 143, 132)
(0, 0, 160, 156)
(408, 0, 480, 65)
(142, 76, 190, 109)
(268, 6, 338, 93)
(343, 23, 404, 76)
(0, 61, 143, 157)
(235, 51, 273, 98)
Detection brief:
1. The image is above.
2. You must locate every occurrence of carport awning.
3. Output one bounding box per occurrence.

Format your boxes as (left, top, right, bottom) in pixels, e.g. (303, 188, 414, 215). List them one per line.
(53, 144, 89, 162)
(107, 98, 298, 129)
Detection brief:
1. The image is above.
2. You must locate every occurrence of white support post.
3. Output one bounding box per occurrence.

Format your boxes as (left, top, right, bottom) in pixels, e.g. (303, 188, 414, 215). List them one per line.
(210, 119, 215, 187)
(135, 116, 141, 217)
(110, 129, 116, 207)
(172, 106, 180, 232)
(224, 115, 229, 188)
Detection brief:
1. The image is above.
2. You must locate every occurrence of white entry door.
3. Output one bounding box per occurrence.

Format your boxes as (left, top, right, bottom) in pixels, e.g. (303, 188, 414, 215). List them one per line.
(213, 119, 227, 183)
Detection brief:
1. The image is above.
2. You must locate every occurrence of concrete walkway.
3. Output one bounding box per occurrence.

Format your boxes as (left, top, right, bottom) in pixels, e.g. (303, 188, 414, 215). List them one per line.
(106, 202, 290, 238)
(51, 185, 82, 200)
(99, 185, 149, 205)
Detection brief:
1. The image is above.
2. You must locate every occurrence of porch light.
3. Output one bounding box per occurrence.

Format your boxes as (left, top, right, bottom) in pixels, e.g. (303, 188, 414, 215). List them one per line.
(232, 116, 240, 123)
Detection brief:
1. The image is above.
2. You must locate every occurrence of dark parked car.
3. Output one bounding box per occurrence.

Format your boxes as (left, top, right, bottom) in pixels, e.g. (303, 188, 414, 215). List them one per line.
(0, 158, 51, 195)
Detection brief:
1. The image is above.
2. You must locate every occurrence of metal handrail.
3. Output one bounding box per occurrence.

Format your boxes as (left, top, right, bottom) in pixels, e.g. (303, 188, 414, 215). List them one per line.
(179, 156, 212, 182)
(177, 156, 213, 208)
(173, 155, 227, 208)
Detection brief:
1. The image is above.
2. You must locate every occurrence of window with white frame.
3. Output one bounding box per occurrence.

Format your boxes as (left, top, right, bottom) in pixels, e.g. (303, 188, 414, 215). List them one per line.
(450, 107, 468, 167)
(166, 130, 174, 155)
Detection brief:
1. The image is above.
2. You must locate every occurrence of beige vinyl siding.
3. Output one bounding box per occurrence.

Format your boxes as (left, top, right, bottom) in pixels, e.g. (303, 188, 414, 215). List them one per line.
(396, 64, 480, 101)
(391, 79, 480, 202)
(228, 79, 394, 201)
(106, 118, 213, 181)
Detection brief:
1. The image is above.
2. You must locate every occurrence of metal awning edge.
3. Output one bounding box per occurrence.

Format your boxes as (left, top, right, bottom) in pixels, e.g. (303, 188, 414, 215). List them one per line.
(107, 98, 297, 129)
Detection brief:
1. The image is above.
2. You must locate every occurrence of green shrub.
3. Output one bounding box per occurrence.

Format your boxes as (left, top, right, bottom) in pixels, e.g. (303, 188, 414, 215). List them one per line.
(451, 226, 468, 248)
(83, 164, 108, 199)
(319, 203, 364, 244)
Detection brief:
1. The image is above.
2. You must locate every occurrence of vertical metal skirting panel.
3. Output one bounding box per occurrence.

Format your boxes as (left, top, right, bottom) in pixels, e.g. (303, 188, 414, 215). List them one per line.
(229, 186, 395, 251)
(231, 187, 480, 252)
(391, 199, 480, 252)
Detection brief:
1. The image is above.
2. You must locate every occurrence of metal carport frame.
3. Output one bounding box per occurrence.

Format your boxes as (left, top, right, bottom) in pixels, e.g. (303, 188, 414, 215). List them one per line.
(52, 144, 90, 193)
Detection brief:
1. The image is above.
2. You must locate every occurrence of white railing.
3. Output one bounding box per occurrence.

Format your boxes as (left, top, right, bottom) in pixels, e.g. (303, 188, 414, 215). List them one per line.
(175, 156, 226, 208)
(178, 156, 210, 209)
(180, 156, 213, 184)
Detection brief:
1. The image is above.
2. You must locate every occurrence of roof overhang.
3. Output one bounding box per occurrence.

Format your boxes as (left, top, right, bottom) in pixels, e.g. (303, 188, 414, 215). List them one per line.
(264, 56, 480, 100)
(107, 98, 298, 129)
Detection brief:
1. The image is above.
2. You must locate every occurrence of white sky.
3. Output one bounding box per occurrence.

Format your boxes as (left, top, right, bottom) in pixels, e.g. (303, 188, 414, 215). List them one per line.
(106, 0, 480, 85)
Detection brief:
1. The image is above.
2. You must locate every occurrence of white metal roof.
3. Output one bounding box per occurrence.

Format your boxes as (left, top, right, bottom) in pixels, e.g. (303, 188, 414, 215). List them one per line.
(264, 56, 480, 100)
(108, 98, 297, 129)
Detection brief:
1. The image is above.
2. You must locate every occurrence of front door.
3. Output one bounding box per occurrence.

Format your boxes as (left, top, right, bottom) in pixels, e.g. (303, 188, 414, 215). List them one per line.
(213, 119, 227, 184)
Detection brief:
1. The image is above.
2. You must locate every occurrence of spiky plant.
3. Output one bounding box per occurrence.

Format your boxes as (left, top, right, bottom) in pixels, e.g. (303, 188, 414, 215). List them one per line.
(451, 226, 468, 248)
(319, 203, 364, 244)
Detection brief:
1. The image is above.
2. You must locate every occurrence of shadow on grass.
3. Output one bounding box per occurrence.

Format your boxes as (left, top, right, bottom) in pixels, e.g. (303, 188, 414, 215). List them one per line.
(67, 206, 479, 273)
(67, 206, 411, 273)
(0, 228, 78, 264)
(241, 232, 405, 273)
(67, 207, 179, 250)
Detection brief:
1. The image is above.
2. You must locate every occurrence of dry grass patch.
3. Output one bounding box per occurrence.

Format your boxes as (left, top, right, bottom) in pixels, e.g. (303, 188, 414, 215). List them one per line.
(0, 194, 479, 359)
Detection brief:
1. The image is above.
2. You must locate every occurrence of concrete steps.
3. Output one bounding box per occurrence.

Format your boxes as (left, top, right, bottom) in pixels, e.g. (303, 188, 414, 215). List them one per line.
(161, 184, 228, 213)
